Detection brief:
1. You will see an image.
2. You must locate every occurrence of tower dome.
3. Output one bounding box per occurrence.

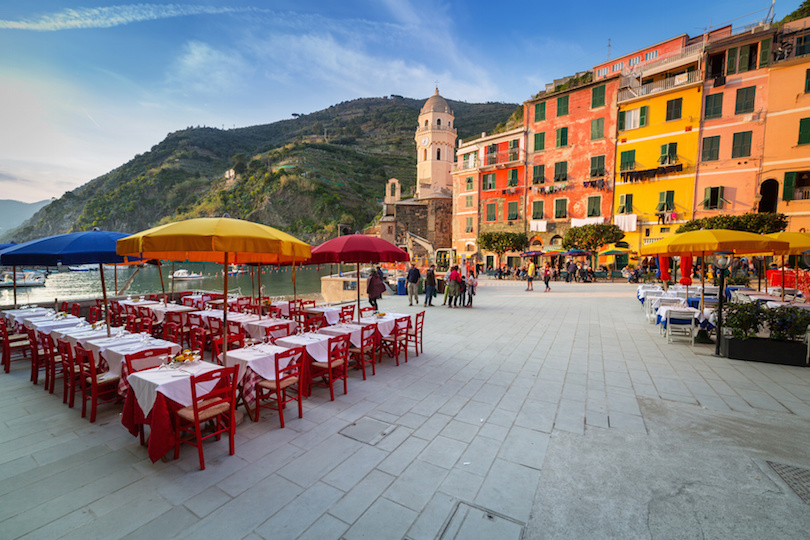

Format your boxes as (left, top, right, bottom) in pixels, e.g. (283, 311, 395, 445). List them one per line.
(420, 88, 452, 114)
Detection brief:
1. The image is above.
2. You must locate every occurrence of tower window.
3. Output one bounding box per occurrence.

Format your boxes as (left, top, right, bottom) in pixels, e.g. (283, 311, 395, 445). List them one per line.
(423, 149, 427, 161)
(424, 120, 428, 127)
(437, 148, 441, 160)
(437, 118, 442, 126)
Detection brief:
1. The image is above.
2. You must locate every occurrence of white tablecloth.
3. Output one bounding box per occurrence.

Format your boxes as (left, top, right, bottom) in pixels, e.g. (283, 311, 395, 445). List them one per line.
(359, 313, 411, 337)
(24, 315, 83, 334)
(119, 299, 159, 310)
(319, 323, 364, 347)
(3, 307, 49, 325)
(305, 307, 340, 325)
(275, 333, 331, 363)
(222, 344, 290, 382)
(102, 338, 182, 377)
(147, 303, 198, 324)
(243, 317, 297, 340)
(128, 361, 221, 416)
(50, 326, 126, 348)
(271, 301, 290, 317)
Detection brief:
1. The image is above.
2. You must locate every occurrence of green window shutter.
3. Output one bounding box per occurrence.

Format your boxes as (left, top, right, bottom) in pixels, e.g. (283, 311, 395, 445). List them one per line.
(739, 45, 750, 73)
(588, 197, 600, 217)
(535, 102, 546, 121)
(627, 194, 633, 213)
(727, 47, 737, 75)
(760, 38, 771, 68)
(555, 128, 561, 147)
(618, 110, 626, 131)
(705, 94, 723, 119)
(666, 191, 675, 211)
(799, 118, 810, 145)
(592, 85, 606, 108)
(620, 150, 635, 171)
(591, 118, 604, 140)
(735, 87, 755, 114)
(656, 191, 666, 211)
(660, 144, 668, 164)
(784, 172, 796, 201)
(718, 186, 725, 209)
(806, 69, 810, 94)
(668, 142, 678, 161)
(618, 194, 626, 213)
(703, 186, 711, 209)
(557, 95, 569, 116)
(534, 132, 545, 151)
(732, 132, 752, 157)
(702, 136, 720, 161)
(639, 106, 648, 126)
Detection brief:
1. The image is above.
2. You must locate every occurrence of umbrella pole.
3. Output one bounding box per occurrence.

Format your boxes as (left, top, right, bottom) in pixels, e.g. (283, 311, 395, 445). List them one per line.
(114, 265, 118, 296)
(782, 255, 786, 301)
(258, 264, 262, 319)
(222, 253, 229, 366)
(99, 263, 111, 338)
(356, 262, 361, 324)
(292, 253, 297, 308)
(171, 263, 175, 298)
(157, 261, 166, 300)
(700, 252, 705, 311)
(12, 265, 17, 309)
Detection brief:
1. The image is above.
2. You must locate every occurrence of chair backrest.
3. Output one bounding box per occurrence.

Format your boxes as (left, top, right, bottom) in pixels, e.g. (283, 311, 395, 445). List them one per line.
(182, 296, 196, 307)
(74, 344, 99, 381)
(304, 314, 326, 332)
(227, 320, 244, 337)
(71, 303, 81, 317)
(667, 310, 695, 324)
(188, 365, 239, 422)
(267, 306, 282, 318)
(40, 332, 57, 361)
(214, 334, 245, 359)
(340, 305, 354, 323)
(275, 346, 304, 386)
(187, 313, 204, 329)
(124, 313, 138, 332)
(645, 290, 665, 299)
(56, 338, 73, 369)
(88, 306, 101, 324)
(264, 323, 291, 342)
(60, 301, 70, 313)
(301, 300, 316, 309)
(360, 323, 377, 350)
(138, 316, 154, 335)
(125, 347, 172, 373)
(327, 333, 350, 365)
(24, 327, 40, 361)
(166, 312, 183, 326)
(657, 297, 683, 308)
(137, 305, 152, 319)
(189, 327, 207, 357)
(208, 317, 223, 334)
(360, 307, 375, 317)
(163, 322, 181, 343)
(414, 311, 425, 333)
(393, 316, 411, 335)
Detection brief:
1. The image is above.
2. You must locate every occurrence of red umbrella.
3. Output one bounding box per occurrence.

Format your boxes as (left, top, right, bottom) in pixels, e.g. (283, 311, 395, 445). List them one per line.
(310, 235, 410, 322)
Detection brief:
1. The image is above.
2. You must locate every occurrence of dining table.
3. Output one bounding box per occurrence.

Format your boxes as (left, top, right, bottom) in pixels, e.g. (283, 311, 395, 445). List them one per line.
(50, 325, 127, 349)
(359, 312, 411, 337)
(319, 322, 365, 347)
(274, 333, 332, 397)
(23, 315, 84, 334)
(3, 306, 50, 325)
(146, 302, 199, 324)
(122, 360, 222, 462)
(304, 306, 341, 325)
(243, 317, 298, 340)
(221, 343, 298, 417)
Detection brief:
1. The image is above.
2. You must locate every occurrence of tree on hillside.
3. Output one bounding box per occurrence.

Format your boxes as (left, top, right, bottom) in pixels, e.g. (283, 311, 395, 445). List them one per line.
(675, 213, 787, 234)
(563, 224, 624, 253)
(478, 232, 530, 267)
(232, 153, 247, 176)
(783, 0, 810, 23)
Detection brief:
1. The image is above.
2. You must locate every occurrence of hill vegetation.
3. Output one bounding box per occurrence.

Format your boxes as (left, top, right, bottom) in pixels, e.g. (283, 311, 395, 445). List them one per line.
(5, 96, 516, 244)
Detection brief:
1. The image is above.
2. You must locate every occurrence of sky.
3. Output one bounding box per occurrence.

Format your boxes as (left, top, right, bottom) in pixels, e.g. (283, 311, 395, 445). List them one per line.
(0, 0, 801, 203)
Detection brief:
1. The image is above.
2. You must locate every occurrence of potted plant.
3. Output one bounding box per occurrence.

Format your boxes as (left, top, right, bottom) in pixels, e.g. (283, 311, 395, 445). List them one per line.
(721, 303, 809, 366)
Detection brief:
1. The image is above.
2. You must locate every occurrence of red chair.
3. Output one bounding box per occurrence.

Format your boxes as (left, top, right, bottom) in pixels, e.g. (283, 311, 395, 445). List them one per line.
(173, 365, 239, 470)
(125, 347, 171, 373)
(360, 307, 375, 317)
(124, 313, 139, 333)
(289, 299, 304, 324)
(187, 312, 205, 331)
(109, 301, 123, 327)
(263, 323, 291, 344)
(1, 318, 29, 373)
(165, 312, 190, 347)
(71, 303, 81, 317)
(212, 334, 244, 364)
(189, 327, 207, 358)
(207, 316, 224, 340)
(162, 322, 181, 344)
(60, 301, 69, 313)
(227, 320, 244, 338)
(266, 306, 282, 318)
(340, 304, 355, 323)
(182, 296, 196, 307)
(304, 313, 326, 333)
(254, 346, 305, 427)
(137, 306, 156, 335)
(310, 334, 349, 401)
(381, 316, 410, 366)
(407, 311, 425, 357)
(40, 333, 63, 394)
(56, 338, 80, 407)
(301, 300, 316, 309)
(25, 327, 47, 386)
(349, 323, 378, 380)
(74, 345, 119, 423)
(145, 294, 159, 301)
(88, 306, 101, 324)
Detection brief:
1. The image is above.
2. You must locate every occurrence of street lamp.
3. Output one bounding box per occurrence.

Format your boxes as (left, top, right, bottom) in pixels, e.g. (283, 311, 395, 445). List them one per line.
(713, 251, 733, 356)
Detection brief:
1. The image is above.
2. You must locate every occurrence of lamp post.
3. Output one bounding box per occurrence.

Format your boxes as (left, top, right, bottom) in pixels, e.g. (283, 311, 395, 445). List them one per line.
(714, 251, 733, 356)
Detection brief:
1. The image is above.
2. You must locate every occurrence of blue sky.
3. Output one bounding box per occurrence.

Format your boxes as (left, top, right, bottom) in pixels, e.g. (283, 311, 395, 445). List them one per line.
(0, 1, 800, 202)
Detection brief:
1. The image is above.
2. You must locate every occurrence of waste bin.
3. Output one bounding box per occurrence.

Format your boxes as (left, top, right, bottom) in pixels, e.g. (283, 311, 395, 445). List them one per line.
(397, 277, 406, 295)
(437, 278, 446, 294)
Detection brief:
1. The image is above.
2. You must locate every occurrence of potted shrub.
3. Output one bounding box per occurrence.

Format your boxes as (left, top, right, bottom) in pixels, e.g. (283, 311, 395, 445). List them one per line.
(721, 303, 809, 366)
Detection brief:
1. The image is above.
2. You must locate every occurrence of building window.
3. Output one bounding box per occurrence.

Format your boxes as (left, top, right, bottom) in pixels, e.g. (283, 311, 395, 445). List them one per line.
(617, 193, 633, 214)
(656, 190, 675, 212)
(507, 169, 519, 187)
(590, 155, 605, 177)
(799, 118, 810, 145)
(738, 43, 759, 73)
(465, 217, 473, 233)
(735, 86, 756, 114)
(619, 150, 636, 171)
(486, 202, 496, 221)
(618, 106, 647, 130)
(727, 47, 737, 75)
(508, 139, 520, 161)
(597, 67, 609, 77)
(507, 201, 518, 221)
(645, 50, 658, 61)
(702, 186, 726, 210)
(665, 98, 683, 121)
(465, 195, 473, 208)
(591, 118, 604, 140)
(705, 93, 723, 119)
(806, 69, 810, 93)
(731, 131, 752, 158)
(423, 149, 427, 161)
(629, 56, 641, 66)
(760, 38, 771, 68)
(660, 142, 678, 165)
(482, 173, 496, 190)
(553, 161, 568, 182)
(556, 127, 568, 148)
(702, 136, 720, 161)
(611, 62, 624, 72)
(534, 102, 546, 122)
(592, 85, 606, 108)
(437, 148, 441, 160)
(532, 164, 544, 185)
(533, 132, 545, 152)
(797, 33, 810, 56)
(554, 198, 568, 219)
(532, 200, 544, 219)
(557, 95, 569, 116)
(465, 176, 473, 190)
(437, 118, 442, 126)
(587, 196, 601, 217)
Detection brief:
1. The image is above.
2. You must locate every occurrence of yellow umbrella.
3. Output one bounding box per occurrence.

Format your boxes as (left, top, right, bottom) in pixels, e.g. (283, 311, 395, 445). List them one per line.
(640, 229, 789, 256)
(763, 232, 810, 300)
(117, 217, 311, 366)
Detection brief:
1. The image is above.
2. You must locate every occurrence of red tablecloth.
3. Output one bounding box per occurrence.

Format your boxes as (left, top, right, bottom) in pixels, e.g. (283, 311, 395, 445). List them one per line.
(122, 390, 182, 463)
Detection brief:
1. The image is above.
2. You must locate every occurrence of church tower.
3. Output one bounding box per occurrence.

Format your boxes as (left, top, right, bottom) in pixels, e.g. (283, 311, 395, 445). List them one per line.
(415, 89, 457, 199)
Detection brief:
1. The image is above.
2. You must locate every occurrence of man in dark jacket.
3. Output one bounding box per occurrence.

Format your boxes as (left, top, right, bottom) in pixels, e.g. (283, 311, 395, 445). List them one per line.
(406, 263, 421, 306)
(424, 264, 436, 306)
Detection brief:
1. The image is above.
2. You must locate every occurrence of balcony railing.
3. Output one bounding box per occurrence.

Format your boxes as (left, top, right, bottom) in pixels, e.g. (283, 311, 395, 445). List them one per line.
(484, 148, 523, 167)
(620, 42, 704, 79)
(795, 187, 810, 200)
(618, 70, 702, 103)
(415, 125, 457, 135)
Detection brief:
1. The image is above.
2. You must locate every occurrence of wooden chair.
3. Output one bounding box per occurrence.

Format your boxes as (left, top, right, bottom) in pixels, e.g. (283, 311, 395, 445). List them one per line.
(254, 346, 305, 427)
(304, 313, 326, 333)
(182, 296, 196, 307)
(340, 304, 355, 323)
(666, 310, 696, 346)
(263, 323, 291, 344)
(88, 306, 101, 324)
(360, 307, 375, 317)
(25, 327, 48, 386)
(310, 333, 349, 401)
(40, 332, 63, 394)
(74, 345, 119, 423)
(381, 316, 410, 366)
(124, 313, 139, 333)
(109, 301, 123, 327)
(1, 318, 29, 374)
(212, 334, 245, 364)
(71, 303, 81, 317)
(162, 322, 181, 345)
(60, 301, 69, 313)
(289, 299, 304, 324)
(56, 338, 81, 408)
(125, 347, 171, 373)
(227, 320, 244, 339)
(407, 311, 425, 357)
(349, 323, 377, 380)
(189, 326, 208, 359)
(266, 305, 282, 318)
(207, 316, 224, 342)
(137, 306, 156, 336)
(165, 312, 190, 347)
(173, 365, 239, 470)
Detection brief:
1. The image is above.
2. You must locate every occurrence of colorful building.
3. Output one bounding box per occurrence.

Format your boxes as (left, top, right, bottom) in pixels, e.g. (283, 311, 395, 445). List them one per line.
(524, 73, 620, 251)
(763, 19, 810, 231)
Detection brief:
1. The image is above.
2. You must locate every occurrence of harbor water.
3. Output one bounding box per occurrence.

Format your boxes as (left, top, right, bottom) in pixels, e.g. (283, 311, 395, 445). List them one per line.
(0, 263, 337, 306)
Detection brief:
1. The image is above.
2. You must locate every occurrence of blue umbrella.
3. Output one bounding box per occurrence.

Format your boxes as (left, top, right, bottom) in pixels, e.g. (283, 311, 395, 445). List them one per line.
(0, 230, 140, 331)
(563, 249, 591, 257)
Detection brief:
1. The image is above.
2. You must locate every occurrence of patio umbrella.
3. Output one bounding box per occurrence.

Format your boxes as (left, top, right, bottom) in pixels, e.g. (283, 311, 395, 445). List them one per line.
(764, 232, 810, 300)
(309, 235, 409, 323)
(117, 217, 311, 365)
(0, 230, 140, 335)
(520, 250, 544, 257)
(563, 250, 590, 257)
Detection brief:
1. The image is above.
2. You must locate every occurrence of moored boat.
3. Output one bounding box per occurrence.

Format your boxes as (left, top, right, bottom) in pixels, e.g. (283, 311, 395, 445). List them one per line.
(169, 269, 204, 280)
(0, 271, 46, 288)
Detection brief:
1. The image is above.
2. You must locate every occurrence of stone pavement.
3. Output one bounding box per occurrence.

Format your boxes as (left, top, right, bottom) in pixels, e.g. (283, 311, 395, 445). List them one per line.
(2, 279, 810, 539)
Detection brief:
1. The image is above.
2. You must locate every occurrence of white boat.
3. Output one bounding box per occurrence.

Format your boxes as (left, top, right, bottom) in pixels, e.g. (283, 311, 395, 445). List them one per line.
(68, 264, 98, 272)
(169, 269, 204, 281)
(0, 271, 46, 288)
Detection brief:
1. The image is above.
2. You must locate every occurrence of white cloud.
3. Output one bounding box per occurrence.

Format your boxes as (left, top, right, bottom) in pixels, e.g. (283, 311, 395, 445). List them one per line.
(167, 41, 252, 95)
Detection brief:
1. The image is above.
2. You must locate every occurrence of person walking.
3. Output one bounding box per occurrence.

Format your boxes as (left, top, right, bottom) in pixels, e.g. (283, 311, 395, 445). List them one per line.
(543, 263, 551, 292)
(447, 265, 462, 307)
(424, 264, 436, 306)
(466, 272, 477, 307)
(406, 263, 421, 306)
(526, 260, 535, 291)
(366, 270, 386, 311)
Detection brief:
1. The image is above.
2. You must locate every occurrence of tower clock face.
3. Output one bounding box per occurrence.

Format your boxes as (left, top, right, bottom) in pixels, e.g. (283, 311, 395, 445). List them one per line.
(421, 136, 429, 147)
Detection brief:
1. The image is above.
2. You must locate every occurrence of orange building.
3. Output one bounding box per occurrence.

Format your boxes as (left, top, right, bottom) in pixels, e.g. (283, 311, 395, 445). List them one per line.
(524, 73, 620, 250)
(762, 18, 810, 231)
(695, 24, 774, 220)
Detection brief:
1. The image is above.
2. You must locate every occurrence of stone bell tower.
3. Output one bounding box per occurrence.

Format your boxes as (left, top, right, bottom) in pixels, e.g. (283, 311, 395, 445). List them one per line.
(414, 88, 457, 199)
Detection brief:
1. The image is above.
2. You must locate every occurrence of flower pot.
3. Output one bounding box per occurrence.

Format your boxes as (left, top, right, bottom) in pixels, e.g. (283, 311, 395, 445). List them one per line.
(720, 337, 808, 367)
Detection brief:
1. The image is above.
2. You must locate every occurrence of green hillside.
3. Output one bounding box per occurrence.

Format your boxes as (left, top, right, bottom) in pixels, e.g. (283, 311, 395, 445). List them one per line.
(5, 96, 517, 244)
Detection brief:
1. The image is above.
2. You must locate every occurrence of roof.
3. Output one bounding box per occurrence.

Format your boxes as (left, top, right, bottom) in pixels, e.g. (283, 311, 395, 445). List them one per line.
(421, 88, 452, 114)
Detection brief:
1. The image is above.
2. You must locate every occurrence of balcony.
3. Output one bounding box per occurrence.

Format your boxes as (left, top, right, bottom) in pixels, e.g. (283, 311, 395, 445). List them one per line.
(618, 70, 702, 103)
(620, 42, 704, 79)
(482, 148, 524, 168)
(795, 187, 810, 200)
(415, 125, 457, 135)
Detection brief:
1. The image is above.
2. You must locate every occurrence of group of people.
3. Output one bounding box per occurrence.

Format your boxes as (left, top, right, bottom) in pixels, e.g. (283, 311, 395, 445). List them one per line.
(367, 263, 477, 310)
(525, 260, 552, 292)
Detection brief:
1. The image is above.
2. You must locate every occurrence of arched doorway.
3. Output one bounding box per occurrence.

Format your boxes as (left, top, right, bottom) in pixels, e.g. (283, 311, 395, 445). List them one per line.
(759, 179, 778, 213)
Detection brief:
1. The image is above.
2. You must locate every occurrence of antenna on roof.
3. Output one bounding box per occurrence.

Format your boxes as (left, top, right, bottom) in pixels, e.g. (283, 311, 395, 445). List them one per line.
(607, 38, 611, 61)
